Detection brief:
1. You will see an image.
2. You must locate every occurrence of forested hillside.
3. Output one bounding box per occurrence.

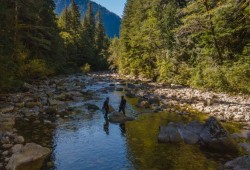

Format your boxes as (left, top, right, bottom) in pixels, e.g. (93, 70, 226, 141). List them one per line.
(54, 0, 121, 38)
(109, 0, 250, 93)
(0, 0, 109, 92)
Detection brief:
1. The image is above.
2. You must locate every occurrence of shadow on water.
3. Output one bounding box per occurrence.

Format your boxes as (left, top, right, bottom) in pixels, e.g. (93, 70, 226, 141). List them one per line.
(14, 80, 239, 170)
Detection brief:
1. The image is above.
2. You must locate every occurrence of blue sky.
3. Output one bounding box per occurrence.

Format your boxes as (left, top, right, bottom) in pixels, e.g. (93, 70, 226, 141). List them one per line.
(92, 0, 126, 17)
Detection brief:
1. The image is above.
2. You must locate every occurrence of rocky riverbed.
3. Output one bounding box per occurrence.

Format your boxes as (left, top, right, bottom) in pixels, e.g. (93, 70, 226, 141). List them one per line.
(0, 72, 250, 169)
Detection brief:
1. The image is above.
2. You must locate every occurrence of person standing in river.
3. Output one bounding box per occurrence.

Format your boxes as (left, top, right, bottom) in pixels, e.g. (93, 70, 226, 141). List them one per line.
(102, 97, 110, 118)
(119, 96, 126, 115)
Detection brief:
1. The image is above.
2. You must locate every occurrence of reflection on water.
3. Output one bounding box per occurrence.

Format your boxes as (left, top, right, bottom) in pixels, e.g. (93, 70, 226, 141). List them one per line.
(14, 81, 239, 170)
(103, 118, 109, 135)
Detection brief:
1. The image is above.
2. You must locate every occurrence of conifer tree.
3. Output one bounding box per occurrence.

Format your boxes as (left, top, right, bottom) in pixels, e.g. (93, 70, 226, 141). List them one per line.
(69, 0, 81, 34)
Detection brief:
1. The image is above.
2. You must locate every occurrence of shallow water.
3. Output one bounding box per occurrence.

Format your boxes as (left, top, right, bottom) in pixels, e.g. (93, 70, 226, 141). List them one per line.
(15, 80, 238, 170)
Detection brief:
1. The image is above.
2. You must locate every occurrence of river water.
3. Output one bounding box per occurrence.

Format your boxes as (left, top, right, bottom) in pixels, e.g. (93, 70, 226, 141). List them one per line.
(14, 78, 238, 170)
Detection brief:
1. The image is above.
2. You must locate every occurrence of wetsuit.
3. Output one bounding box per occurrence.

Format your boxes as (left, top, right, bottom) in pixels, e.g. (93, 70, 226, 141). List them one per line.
(119, 98, 126, 115)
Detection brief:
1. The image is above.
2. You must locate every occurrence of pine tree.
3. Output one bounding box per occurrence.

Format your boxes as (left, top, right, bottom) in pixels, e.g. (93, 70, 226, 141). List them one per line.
(79, 1, 96, 68)
(58, 8, 71, 32)
(69, 0, 81, 34)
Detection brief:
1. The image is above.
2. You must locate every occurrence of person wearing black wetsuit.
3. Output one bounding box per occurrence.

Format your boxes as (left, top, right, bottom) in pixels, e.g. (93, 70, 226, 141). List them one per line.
(119, 96, 126, 115)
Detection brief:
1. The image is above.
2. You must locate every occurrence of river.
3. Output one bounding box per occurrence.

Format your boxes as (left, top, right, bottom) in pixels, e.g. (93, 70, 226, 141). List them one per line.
(11, 74, 240, 170)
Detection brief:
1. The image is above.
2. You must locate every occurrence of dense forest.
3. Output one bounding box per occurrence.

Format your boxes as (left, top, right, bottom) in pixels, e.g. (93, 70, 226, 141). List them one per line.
(0, 0, 109, 92)
(109, 0, 250, 93)
(1, 0, 249, 93)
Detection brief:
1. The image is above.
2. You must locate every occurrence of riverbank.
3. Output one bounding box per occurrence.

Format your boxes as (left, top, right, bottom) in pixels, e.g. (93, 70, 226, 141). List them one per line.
(96, 72, 250, 124)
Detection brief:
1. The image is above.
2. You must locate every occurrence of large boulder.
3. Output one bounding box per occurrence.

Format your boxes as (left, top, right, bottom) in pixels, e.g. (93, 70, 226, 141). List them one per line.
(6, 143, 51, 170)
(199, 117, 238, 152)
(224, 156, 250, 170)
(158, 117, 238, 152)
(109, 112, 134, 123)
(158, 123, 182, 143)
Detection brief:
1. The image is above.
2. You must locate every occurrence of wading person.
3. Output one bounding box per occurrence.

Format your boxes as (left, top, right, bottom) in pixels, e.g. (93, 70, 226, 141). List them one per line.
(119, 96, 126, 115)
(102, 97, 109, 118)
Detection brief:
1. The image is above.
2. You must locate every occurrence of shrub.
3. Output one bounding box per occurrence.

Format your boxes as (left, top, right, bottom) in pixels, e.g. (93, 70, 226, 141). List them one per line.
(19, 59, 53, 80)
(81, 63, 91, 74)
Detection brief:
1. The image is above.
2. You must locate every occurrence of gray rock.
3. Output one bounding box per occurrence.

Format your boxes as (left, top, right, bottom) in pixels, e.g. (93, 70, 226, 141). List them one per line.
(84, 103, 99, 111)
(115, 88, 124, 91)
(137, 100, 150, 108)
(14, 136, 25, 144)
(5, 157, 10, 162)
(0, 114, 15, 131)
(109, 112, 134, 123)
(24, 102, 42, 108)
(125, 91, 136, 98)
(10, 144, 23, 154)
(1, 136, 10, 144)
(6, 143, 51, 170)
(44, 120, 52, 124)
(224, 156, 250, 170)
(199, 117, 238, 152)
(48, 99, 65, 106)
(178, 126, 200, 144)
(2, 150, 9, 156)
(158, 117, 238, 152)
(239, 143, 250, 152)
(45, 107, 58, 115)
(0, 105, 14, 113)
(158, 123, 182, 143)
(148, 96, 160, 105)
(2, 144, 13, 150)
(127, 83, 136, 89)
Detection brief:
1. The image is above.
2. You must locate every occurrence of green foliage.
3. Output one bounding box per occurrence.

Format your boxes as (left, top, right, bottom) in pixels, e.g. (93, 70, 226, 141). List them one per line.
(109, 0, 250, 93)
(81, 63, 91, 74)
(19, 59, 53, 80)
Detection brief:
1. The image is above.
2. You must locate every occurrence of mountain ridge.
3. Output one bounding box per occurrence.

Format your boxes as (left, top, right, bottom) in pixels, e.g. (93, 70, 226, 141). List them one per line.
(54, 0, 121, 38)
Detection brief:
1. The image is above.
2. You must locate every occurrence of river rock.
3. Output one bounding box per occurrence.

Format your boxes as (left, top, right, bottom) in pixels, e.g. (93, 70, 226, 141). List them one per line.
(224, 155, 250, 170)
(84, 103, 99, 111)
(125, 91, 136, 98)
(137, 100, 150, 108)
(2, 144, 13, 150)
(158, 117, 238, 152)
(158, 123, 182, 143)
(0, 114, 15, 131)
(14, 136, 25, 144)
(48, 99, 64, 106)
(109, 112, 134, 123)
(127, 83, 136, 89)
(10, 144, 23, 154)
(148, 96, 160, 105)
(22, 82, 33, 91)
(2, 150, 9, 156)
(6, 143, 51, 170)
(199, 117, 238, 152)
(0, 105, 14, 113)
(25, 102, 41, 108)
(45, 107, 58, 115)
(116, 88, 124, 91)
(239, 143, 250, 152)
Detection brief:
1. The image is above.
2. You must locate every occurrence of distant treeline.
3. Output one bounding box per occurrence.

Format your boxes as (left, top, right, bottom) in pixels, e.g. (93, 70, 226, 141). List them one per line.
(0, 0, 109, 92)
(109, 0, 250, 93)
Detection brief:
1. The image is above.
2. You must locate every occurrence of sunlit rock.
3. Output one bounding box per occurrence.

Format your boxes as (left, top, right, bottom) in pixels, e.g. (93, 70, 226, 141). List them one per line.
(109, 112, 134, 123)
(6, 143, 51, 170)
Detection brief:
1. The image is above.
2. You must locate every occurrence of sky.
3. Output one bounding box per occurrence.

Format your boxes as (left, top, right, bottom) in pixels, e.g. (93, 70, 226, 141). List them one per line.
(92, 0, 126, 18)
